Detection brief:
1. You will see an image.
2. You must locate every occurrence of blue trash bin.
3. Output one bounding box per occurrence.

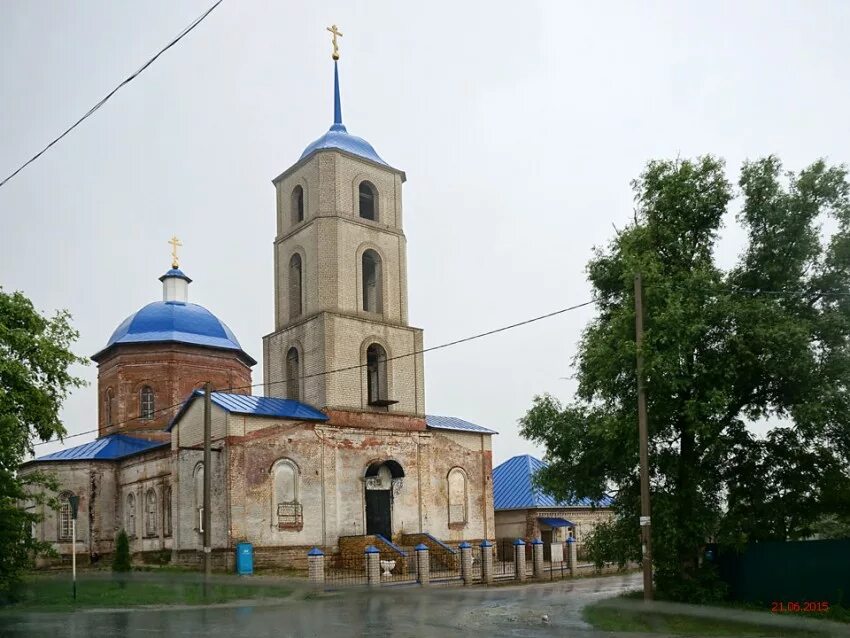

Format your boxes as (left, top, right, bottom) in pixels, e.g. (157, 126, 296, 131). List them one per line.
(236, 542, 253, 576)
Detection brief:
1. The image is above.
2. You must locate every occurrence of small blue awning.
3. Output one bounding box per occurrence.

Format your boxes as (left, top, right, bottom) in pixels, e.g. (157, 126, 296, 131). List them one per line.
(538, 517, 575, 528)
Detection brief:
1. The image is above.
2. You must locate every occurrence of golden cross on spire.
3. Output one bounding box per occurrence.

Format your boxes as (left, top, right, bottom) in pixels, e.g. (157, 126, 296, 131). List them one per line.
(327, 24, 343, 60)
(168, 235, 182, 269)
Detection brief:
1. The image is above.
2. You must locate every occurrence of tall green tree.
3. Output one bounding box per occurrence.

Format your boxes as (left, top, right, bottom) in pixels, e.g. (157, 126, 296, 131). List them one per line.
(0, 289, 87, 600)
(520, 156, 850, 601)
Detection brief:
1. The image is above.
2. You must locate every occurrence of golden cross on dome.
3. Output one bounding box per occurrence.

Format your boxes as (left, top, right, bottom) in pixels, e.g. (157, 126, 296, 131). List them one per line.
(168, 235, 182, 269)
(327, 24, 343, 60)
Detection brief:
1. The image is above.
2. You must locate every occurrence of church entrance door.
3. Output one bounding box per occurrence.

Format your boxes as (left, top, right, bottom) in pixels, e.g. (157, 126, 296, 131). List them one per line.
(365, 490, 392, 538)
(364, 460, 404, 540)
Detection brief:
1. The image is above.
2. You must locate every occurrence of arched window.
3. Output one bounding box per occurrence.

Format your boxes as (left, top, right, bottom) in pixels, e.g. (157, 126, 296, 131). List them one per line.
(291, 185, 304, 224)
(285, 347, 300, 401)
(144, 489, 157, 536)
(362, 250, 383, 313)
(448, 468, 468, 525)
(366, 343, 388, 406)
(140, 386, 155, 420)
(163, 485, 173, 537)
(272, 459, 302, 529)
(126, 492, 136, 537)
(105, 388, 113, 427)
(194, 463, 204, 533)
(289, 253, 302, 319)
(58, 491, 73, 541)
(359, 181, 377, 220)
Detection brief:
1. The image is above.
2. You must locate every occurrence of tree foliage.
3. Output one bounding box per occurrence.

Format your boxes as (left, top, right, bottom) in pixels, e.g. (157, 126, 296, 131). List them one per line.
(520, 156, 850, 601)
(0, 289, 87, 599)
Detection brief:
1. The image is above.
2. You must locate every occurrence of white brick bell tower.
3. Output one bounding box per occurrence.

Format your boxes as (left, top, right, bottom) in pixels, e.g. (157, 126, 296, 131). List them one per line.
(263, 52, 425, 416)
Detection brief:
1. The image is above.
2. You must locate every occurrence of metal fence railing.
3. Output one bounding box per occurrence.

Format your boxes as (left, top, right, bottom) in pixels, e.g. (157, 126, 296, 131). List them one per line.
(321, 538, 592, 589)
(325, 551, 367, 587)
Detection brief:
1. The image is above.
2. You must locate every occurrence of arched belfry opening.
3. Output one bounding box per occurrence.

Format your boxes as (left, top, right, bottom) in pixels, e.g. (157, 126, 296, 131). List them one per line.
(364, 460, 404, 538)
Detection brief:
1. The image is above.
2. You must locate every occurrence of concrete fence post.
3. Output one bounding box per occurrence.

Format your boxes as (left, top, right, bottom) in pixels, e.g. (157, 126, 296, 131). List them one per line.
(307, 547, 325, 585)
(415, 543, 430, 586)
(568, 537, 577, 577)
(365, 545, 381, 587)
(532, 538, 544, 579)
(480, 540, 494, 585)
(513, 538, 526, 582)
(459, 542, 472, 585)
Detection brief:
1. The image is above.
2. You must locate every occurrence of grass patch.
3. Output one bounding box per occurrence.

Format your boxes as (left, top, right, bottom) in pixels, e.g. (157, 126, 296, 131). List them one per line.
(583, 600, 830, 637)
(1, 573, 293, 613)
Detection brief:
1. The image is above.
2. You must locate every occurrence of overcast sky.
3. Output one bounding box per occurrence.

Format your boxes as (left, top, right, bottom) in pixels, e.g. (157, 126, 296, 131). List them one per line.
(3, 1, 850, 464)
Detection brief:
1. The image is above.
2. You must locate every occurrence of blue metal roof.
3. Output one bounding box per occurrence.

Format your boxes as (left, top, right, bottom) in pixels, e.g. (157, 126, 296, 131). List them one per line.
(425, 415, 498, 435)
(492, 454, 612, 510)
(167, 391, 329, 430)
(32, 434, 168, 462)
(158, 268, 192, 283)
(92, 301, 256, 365)
(298, 60, 392, 169)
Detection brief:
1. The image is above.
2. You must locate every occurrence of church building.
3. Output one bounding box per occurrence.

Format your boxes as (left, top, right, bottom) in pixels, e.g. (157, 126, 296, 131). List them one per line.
(22, 43, 497, 570)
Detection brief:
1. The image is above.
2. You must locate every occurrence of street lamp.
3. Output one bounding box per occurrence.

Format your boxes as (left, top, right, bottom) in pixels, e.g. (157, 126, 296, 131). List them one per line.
(68, 495, 79, 600)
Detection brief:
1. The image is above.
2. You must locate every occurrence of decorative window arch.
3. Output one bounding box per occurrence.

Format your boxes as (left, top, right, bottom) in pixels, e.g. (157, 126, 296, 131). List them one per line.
(289, 253, 303, 319)
(105, 388, 113, 427)
(285, 347, 300, 401)
(358, 181, 377, 221)
(362, 249, 383, 313)
(58, 491, 74, 541)
(163, 485, 173, 537)
(126, 492, 136, 537)
(447, 467, 468, 525)
(144, 488, 158, 536)
(366, 343, 388, 406)
(291, 185, 304, 224)
(194, 463, 204, 533)
(272, 458, 302, 530)
(140, 386, 155, 420)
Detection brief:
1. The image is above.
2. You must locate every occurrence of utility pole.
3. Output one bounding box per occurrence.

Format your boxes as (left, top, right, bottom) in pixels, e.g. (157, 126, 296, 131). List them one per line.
(634, 273, 654, 601)
(203, 382, 212, 588)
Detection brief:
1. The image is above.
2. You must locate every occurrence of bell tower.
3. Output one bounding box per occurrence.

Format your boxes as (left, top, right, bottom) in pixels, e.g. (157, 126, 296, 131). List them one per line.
(263, 50, 425, 416)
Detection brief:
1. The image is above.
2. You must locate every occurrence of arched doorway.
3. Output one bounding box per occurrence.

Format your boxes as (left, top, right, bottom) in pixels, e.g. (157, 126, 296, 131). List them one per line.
(364, 460, 404, 538)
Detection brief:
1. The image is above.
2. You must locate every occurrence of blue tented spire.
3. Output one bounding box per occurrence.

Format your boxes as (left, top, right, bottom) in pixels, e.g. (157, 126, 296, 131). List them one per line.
(297, 57, 393, 168)
(331, 60, 346, 132)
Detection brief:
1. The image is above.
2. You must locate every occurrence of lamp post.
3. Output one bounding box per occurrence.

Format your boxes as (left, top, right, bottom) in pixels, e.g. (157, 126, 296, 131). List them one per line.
(68, 495, 80, 600)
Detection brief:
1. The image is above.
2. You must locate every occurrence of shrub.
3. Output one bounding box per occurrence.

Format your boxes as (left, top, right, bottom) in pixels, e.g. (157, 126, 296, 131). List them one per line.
(113, 530, 131, 572)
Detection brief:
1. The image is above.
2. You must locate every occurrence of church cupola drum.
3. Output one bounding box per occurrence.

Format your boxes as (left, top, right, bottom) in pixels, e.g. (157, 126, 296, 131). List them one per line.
(264, 35, 424, 416)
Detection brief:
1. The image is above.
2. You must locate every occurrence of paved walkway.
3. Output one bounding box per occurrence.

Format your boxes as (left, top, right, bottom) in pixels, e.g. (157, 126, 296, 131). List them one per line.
(7, 572, 844, 637)
(1, 572, 642, 637)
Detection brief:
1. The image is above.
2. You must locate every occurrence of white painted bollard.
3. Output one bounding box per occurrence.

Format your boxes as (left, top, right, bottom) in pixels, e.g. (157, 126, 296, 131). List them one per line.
(459, 541, 472, 585)
(365, 545, 380, 586)
(480, 540, 494, 585)
(568, 537, 577, 577)
(513, 538, 526, 582)
(416, 543, 430, 586)
(307, 547, 324, 585)
(532, 538, 544, 579)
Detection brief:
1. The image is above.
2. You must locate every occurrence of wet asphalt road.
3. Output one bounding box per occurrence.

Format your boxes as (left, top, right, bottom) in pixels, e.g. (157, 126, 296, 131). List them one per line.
(0, 573, 643, 638)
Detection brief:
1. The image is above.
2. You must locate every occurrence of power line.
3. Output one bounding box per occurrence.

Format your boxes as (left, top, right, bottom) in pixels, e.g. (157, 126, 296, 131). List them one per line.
(0, 0, 224, 190)
(31, 299, 596, 447)
(30, 279, 850, 450)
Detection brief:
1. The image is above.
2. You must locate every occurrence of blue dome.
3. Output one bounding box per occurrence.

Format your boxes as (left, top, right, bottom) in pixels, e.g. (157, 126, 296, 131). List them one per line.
(93, 301, 255, 365)
(300, 123, 388, 166)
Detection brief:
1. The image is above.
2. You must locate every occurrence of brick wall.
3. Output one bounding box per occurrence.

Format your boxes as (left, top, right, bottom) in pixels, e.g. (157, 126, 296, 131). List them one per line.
(94, 343, 252, 437)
